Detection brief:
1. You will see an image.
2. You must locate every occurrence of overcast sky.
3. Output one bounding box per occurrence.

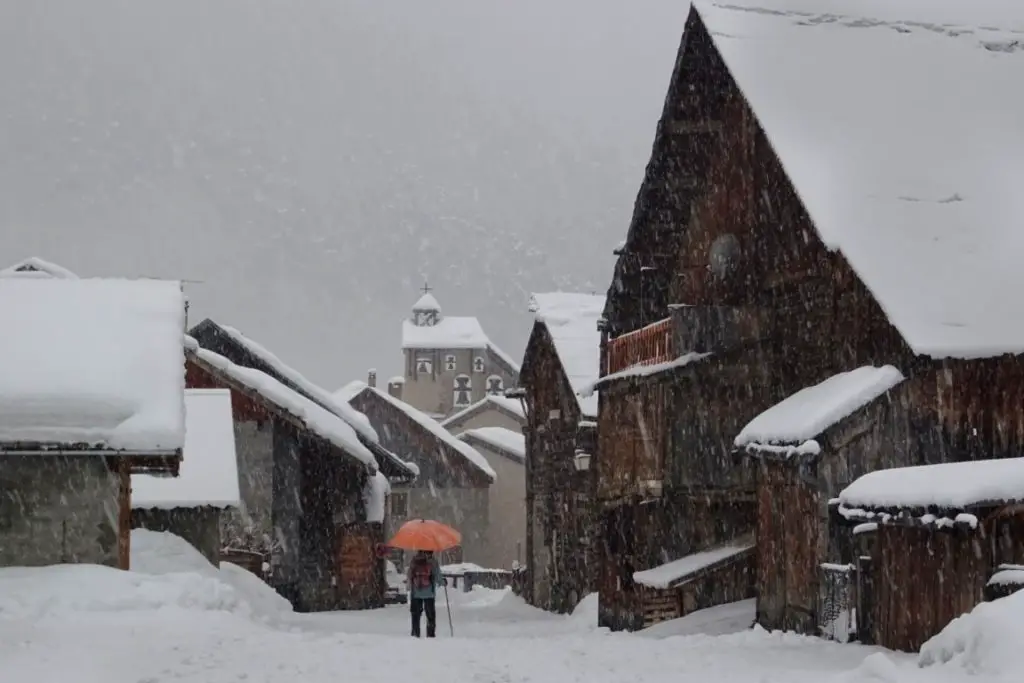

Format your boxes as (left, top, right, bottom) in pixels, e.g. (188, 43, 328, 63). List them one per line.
(0, 0, 689, 388)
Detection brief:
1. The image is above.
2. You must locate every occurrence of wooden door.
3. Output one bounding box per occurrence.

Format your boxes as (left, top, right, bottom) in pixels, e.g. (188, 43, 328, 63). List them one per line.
(336, 523, 377, 606)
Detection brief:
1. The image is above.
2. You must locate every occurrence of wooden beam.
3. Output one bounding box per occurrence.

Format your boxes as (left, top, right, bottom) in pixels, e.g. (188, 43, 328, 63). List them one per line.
(118, 458, 131, 570)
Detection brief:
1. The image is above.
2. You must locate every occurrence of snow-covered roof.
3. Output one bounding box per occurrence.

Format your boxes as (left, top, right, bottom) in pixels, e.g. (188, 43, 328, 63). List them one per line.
(988, 566, 1024, 587)
(581, 352, 711, 397)
(345, 382, 496, 481)
(402, 316, 489, 350)
(695, 0, 1024, 359)
(839, 457, 1024, 511)
(412, 292, 441, 313)
(440, 394, 526, 428)
(633, 539, 754, 590)
(734, 366, 905, 449)
(0, 257, 78, 279)
(363, 471, 391, 524)
(441, 562, 510, 575)
(185, 338, 377, 470)
(487, 341, 522, 376)
(0, 278, 185, 451)
(458, 427, 525, 463)
(529, 292, 605, 417)
(332, 380, 368, 403)
(212, 324, 379, 445)
(132, 389, 240, 509)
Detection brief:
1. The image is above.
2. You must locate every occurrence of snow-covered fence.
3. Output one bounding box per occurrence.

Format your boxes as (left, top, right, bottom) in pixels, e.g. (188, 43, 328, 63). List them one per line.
(819, 562, 855, 643)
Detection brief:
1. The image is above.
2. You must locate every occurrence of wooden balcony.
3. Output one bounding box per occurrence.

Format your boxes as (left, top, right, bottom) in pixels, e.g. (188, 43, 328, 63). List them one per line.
(606, 318, 673, 375)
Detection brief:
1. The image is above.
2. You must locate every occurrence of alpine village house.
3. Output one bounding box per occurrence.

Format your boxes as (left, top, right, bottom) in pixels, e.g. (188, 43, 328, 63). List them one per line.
(591, 0, 1024, 647)
(520, 292, 604, 613)
(186, 319, 416, 611)
(0, 273, 186, 571)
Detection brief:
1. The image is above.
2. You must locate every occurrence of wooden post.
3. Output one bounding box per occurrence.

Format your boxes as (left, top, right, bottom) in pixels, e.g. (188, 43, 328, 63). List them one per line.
(857, 555, 875, 645)
(118, 459, 131, 570)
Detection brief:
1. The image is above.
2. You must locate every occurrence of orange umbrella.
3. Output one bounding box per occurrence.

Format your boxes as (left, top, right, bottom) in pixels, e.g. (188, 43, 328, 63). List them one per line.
(387, 519, 461, 552)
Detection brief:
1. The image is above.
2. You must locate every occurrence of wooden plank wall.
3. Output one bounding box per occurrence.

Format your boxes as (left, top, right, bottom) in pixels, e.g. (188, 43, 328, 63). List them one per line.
(597, 381, 668, 501)
(874, 526, 989, 652)
(756, 461, 821, 634)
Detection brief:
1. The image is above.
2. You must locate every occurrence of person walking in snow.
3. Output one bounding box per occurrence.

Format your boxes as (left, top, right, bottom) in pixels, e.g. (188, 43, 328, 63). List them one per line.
(407, 550, 444, 638)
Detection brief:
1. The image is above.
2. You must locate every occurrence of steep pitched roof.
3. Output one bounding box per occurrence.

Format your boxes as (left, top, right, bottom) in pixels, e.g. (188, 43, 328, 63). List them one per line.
(695, 0, 1024, 358)
(0, 256, 79, 279)
(439, 395, 526, 430)
(186, 338, 377, 471)
(345, 381, 496, 481)
(190, 319, 379, 443)
(190, 319, 416, 481)
(457, 427, 525, 464)
(528, 293, 605, 417)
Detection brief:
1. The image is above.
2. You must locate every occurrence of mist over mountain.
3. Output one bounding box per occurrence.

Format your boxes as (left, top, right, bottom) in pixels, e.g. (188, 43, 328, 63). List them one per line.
(0, 0, 687, 387)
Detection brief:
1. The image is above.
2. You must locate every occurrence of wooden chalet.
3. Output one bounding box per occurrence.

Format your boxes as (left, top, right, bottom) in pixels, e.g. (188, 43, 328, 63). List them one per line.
(0, 277, 185, 571)
(597, 0, 1024, 637)
(344, 382, 496, 567)
(520, 293, 604, 614)
(186, 339, 388, 611)
(838, 458, 1024, 651)
(733, 366, 909, 638)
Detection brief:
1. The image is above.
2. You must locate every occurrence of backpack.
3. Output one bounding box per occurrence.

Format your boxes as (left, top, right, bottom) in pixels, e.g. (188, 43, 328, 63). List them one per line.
(411, 558, 432, 590)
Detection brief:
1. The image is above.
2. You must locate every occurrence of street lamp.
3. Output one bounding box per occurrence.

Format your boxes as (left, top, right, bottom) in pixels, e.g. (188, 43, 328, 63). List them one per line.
(573, 448, 592, 472)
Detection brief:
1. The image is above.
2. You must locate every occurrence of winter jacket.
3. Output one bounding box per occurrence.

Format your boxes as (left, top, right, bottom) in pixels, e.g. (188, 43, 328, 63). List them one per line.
(406, 555, 443, 600)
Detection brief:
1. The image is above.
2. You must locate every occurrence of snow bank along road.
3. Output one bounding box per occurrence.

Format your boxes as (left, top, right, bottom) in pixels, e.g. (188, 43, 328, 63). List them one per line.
(0, 530, 1017, 683)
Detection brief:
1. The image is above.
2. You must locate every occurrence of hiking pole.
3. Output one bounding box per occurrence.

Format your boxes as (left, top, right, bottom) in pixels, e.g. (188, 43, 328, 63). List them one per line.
(444, 579, 454, 637)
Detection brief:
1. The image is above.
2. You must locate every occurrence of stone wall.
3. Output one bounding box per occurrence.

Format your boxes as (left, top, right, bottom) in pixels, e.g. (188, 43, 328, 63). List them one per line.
(221, 420, 274, 553)
(131, 506, 223, 565)
(0, 455, 119, 567)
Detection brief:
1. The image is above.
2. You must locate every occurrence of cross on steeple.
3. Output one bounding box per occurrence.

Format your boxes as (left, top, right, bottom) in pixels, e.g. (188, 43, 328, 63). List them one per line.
(421, 281, 432, 295)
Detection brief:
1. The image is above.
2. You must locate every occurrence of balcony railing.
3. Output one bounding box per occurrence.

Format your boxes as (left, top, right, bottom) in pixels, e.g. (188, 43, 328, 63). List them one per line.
(606, 318, 673, 375)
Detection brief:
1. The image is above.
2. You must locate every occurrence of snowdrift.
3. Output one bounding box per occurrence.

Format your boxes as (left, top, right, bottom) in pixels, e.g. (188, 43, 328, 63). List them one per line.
(917, 590, 1024, 675)
(0, 563, 246, 620)
(0, 530, 291, 624)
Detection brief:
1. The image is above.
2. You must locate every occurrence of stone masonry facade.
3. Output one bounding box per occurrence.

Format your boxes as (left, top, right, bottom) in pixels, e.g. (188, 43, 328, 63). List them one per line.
(0, 455, 120, 567)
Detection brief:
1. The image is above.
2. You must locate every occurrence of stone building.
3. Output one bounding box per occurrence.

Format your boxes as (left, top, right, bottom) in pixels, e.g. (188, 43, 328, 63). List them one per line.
(340, 379, 495, 566)
(0, 276, 185, 570)
(400, 288, 520, 419)
(185, 339, 389, 611)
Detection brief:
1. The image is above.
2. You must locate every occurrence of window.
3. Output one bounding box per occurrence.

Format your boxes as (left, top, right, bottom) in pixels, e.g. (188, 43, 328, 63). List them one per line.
(453, 374, 472, 406)
(390, 492, 409, 518)
(445, 355, 457, 372)
(416, 357, 432, 374)
(487, 375, 504, 395)
(473, 357, 485, 373)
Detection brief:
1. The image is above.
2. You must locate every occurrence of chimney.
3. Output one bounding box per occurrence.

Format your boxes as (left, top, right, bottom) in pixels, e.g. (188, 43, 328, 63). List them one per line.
(367, 369, 377, 388)
(388, 376, 404, 401)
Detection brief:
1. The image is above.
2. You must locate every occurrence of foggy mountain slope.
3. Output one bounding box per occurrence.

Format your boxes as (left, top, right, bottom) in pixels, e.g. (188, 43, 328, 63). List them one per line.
(0, 0, 688, 387)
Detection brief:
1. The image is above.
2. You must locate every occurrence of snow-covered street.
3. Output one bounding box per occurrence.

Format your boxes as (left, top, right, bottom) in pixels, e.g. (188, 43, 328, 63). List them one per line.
(0, 589, 884, 683)
(2, 531, 1007, 683)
